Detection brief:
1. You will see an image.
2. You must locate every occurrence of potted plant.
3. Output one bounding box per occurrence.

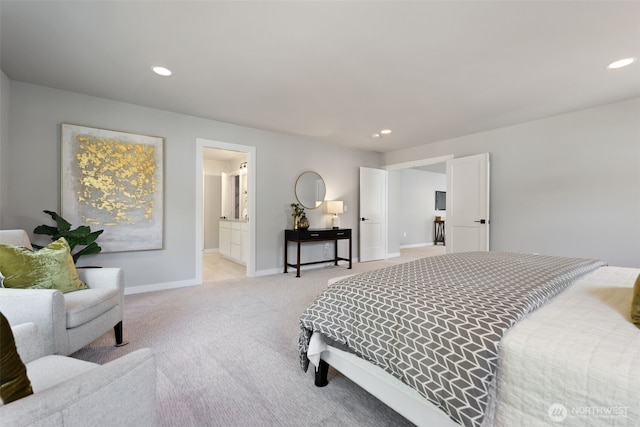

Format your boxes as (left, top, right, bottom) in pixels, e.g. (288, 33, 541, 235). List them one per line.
(33, 210, 104, 264)
(290, 203, 308, 230)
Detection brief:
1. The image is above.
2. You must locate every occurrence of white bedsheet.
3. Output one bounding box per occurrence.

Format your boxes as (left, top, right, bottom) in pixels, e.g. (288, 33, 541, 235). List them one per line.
(490, 266, 640, 426)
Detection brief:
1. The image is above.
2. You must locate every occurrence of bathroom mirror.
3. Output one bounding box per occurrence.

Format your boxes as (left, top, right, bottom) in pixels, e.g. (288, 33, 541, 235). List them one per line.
(295, 171, 326, 209)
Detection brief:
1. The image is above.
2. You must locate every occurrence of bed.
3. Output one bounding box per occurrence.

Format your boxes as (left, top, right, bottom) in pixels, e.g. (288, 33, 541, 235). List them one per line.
(298, 252, 640, 426)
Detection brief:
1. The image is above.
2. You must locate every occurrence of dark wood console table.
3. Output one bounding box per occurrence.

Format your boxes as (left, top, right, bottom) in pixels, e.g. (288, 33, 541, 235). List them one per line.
(284, 228, 352, 277)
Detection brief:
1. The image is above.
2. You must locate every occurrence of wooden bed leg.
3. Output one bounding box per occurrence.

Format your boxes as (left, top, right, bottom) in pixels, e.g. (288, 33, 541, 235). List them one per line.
(315, 359, 329, 387)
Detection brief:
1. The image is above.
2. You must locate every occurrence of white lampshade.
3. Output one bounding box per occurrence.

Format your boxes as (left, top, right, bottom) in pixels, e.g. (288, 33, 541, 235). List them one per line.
(327, 201, 343, 229)
(326, 200, 344, 215)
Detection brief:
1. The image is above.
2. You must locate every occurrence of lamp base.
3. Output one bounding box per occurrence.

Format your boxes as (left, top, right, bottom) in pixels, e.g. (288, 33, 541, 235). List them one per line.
(331, 215, 341, 229)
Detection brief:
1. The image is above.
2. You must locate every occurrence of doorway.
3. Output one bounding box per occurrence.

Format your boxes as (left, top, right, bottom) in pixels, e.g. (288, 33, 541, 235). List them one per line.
(383, 153, 490, 255)
(383, 155, 452, 259)
(195, 139, 256, 283)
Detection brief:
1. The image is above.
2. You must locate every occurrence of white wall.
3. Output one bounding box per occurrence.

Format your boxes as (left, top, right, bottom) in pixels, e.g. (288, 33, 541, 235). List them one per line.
(4, 79, 636, 288)
(0, 70, 9, 224)
(385, 97, 640, 267)
(2, 80, 382, 289)
(388, 168, 446, 255)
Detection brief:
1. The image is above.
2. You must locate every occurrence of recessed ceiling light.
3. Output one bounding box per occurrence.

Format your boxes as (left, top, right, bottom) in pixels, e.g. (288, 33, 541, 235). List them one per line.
(371, 133, 381, 138)
(607, 58, 636, 69)
(152, 66, 172, 76)
(380, 129, 392, 135)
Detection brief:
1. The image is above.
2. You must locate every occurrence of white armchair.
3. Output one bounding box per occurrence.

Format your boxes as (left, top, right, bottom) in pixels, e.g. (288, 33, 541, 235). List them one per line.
(1, 323, 157, 427)
(0, 229, 127, 355)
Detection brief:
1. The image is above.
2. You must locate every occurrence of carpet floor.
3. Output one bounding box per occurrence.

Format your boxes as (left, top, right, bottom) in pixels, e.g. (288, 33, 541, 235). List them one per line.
(72, 247, 444, 426)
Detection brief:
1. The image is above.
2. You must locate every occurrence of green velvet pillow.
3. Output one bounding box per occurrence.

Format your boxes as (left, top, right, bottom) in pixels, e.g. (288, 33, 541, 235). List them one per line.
(0, 312, 33, 404)
(0, 238, 87, 293)
(631, 274, 640, 329)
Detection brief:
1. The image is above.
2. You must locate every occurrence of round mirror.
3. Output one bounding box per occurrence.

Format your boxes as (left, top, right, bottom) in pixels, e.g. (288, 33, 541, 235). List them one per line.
(295, 171, 326, 209)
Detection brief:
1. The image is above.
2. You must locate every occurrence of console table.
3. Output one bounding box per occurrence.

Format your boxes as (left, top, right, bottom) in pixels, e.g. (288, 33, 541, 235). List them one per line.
(284, 228, 352, 277)
(434, 220, 445, 245)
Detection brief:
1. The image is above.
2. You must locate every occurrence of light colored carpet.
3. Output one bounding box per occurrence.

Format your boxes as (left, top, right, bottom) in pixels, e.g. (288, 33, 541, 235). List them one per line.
(73, 247, 444, 426)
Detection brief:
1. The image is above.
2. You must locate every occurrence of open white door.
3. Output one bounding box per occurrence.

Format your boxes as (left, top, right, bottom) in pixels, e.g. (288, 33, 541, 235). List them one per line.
(445, 153, 490, 253)
(359, 167, 387, 262)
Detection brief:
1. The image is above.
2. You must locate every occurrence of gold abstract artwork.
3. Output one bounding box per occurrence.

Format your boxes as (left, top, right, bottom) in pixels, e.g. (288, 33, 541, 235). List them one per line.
(61, 124, 163, 252)
(74, 136, 157, 224)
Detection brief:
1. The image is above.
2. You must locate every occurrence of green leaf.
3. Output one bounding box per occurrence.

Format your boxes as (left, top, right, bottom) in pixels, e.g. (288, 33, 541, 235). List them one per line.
(72, 242, 102, 264)
(67, 226, 92, 239)
(43, 210, 71, 232)
(33, 224, 59, 236)
(73, 229, 104, 245)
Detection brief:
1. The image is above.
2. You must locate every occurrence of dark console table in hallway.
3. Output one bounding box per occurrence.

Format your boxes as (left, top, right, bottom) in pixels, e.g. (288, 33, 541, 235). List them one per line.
(284, 228, 352, 278)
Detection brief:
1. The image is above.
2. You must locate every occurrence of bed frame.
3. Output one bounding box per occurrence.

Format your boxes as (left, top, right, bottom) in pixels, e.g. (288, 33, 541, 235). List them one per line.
(312, 275, 460, 426)
(314, 344, 459, 427)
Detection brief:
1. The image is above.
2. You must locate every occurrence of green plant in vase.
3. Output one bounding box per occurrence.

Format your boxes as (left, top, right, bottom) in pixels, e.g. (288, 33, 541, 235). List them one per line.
(290, 203, 307, 230)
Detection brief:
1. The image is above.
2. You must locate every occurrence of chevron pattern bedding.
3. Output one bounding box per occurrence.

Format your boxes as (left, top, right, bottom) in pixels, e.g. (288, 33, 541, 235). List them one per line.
(299, 252, 605, 426)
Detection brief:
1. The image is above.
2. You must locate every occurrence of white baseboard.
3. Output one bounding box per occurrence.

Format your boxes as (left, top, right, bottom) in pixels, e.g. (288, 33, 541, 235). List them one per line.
(255, 267, 281, 277)
(203, 248, 219, 254)
(126, 260, 359, 293)
(399, 242, 434, 249)
(387, 252, 401, 258)
(124, 278, 200, 295)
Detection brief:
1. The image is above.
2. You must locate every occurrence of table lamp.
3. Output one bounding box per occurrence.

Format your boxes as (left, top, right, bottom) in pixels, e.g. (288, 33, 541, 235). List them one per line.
(326, 201, 344, 229)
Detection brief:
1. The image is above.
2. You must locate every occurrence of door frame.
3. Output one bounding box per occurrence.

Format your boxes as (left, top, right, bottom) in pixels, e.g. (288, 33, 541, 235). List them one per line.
(384, 155, 454, 172)
(195, 138, 257, 279)
(383, 155, 454, 256)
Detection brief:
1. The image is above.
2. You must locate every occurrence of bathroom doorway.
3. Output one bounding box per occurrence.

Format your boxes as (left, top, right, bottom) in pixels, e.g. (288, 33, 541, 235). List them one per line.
(195, 139, 256, 283)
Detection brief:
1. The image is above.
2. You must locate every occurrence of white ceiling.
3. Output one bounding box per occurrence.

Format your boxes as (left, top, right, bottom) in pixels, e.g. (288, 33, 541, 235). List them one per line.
(1, 1, 639, 154)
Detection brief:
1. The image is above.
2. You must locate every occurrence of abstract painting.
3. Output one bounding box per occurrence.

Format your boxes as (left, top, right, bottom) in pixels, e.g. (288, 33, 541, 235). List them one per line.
(61, 123, 163, 252)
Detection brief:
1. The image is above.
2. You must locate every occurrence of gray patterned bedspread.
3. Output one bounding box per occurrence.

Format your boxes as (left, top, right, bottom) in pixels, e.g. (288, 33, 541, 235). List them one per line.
(299, 252, 605, 426)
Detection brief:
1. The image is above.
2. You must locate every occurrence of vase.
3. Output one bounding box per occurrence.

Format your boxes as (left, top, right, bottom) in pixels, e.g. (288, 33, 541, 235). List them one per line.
(298, 215, 309, 230)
